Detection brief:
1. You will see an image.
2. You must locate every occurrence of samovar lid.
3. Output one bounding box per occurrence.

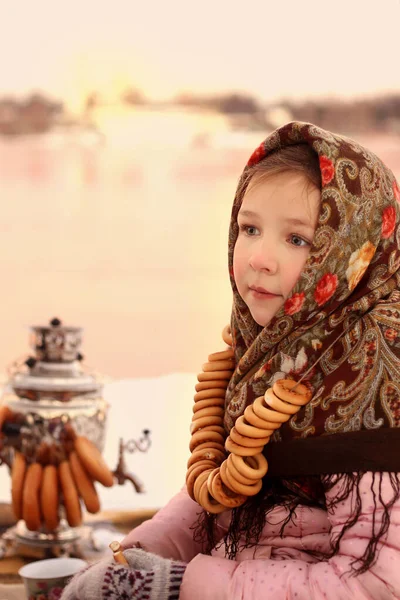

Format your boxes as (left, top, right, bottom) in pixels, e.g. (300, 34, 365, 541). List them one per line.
(8, 318, 102, 399)
(30, 317, 83, 363)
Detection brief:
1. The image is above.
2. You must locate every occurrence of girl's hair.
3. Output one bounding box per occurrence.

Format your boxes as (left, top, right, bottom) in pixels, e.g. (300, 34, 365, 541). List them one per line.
(248, 143, 322, 189)
(235, 144, 322, 207)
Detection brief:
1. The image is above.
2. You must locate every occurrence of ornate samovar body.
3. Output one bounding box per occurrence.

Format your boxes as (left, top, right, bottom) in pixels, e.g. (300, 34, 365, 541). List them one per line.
(0, 318, 150, 556)
(7, 318, 108, 446)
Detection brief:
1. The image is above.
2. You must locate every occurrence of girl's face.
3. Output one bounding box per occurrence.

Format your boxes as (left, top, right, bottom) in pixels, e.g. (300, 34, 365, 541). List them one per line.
(233, 171, 320, 327)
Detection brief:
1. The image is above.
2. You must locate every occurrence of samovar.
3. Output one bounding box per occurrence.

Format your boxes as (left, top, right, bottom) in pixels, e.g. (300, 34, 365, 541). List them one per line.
(0, 318, 150, 557)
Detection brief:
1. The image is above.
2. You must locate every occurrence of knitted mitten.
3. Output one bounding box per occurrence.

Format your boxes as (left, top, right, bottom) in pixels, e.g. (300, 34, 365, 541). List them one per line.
(60, 548, 186, 600)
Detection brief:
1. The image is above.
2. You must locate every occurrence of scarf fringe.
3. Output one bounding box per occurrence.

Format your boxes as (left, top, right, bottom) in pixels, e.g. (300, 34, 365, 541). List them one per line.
(191, 472, 400, 576)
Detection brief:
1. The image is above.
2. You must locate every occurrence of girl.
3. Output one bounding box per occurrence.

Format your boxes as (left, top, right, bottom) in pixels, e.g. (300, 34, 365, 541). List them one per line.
(62, 122, 400, 599)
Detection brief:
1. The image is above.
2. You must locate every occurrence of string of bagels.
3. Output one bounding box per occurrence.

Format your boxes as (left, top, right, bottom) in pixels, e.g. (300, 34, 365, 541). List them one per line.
(186, 325, 312, 514)
(0, 409, 116, 532)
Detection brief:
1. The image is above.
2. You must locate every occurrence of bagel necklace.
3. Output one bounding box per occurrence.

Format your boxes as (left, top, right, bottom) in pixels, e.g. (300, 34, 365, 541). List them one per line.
(186, 324, 312, 514)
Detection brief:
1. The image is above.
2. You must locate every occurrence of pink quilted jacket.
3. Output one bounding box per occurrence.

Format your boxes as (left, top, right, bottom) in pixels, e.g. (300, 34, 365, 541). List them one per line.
(122, 472, 400, 599)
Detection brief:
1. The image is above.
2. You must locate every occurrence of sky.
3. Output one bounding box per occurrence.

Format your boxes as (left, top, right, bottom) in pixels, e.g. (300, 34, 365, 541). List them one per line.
(1, 0, 399, 110)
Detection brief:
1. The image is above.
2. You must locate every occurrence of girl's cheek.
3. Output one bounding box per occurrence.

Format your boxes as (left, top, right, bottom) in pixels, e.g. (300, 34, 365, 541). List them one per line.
(232, 260, 240, 283)
(233, 239, 250, 283)
(232, 255, 243, 286)
(233, 245, 240, 273)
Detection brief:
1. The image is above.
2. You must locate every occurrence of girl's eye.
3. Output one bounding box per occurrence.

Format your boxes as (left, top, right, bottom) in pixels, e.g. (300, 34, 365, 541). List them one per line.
(289, 234, 310, 247)
(239, 224, 259, 236)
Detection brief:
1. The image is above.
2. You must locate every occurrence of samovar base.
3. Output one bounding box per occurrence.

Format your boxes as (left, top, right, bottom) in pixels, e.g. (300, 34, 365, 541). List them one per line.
(0, 520, 87, 560)
(0, 519, 119, 560)
(14, 519, 81, 548)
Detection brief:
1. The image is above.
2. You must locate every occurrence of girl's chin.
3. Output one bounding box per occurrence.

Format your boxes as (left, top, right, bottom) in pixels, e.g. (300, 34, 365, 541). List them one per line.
(255, 319, 271, 327)
(251, 313, 273, 327)
(250, 307, 282, 327)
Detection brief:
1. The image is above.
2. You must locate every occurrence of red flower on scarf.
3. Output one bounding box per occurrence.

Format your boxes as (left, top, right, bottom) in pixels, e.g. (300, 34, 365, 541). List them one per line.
(247, 142, 266, 167)
(393, 180, 400, 203)
(314, 273, 338, 306)
(384, 328, 398, 342)
(381, 206, 396, 239)
(284, 292, 305, 315)
(319, 156, 335, 186)
(254, 359, 272, 380)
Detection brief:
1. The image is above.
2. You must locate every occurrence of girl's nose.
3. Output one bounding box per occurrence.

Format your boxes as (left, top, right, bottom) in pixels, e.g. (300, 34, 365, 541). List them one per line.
(249, 240, 278, 274)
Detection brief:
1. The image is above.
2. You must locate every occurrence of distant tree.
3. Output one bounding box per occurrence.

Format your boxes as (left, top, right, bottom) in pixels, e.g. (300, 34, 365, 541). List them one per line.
(85, 92, 99, 112)
(174, 93, 198, 106)
(213, 93, 260, 114)
(172, 91, 260, 114)
(375, 95, 400, 123)
(122, 87, 147, 105)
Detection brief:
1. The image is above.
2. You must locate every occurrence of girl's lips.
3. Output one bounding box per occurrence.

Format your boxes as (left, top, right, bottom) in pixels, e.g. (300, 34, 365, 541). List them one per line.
(250, 288, 279, 300)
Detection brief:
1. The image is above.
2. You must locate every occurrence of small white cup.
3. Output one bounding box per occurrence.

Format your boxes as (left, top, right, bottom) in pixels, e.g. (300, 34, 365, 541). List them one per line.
(19, 557, 88, 599)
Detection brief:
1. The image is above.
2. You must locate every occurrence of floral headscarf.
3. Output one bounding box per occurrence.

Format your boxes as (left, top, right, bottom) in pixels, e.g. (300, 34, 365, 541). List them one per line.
(224, 121, 400, 476)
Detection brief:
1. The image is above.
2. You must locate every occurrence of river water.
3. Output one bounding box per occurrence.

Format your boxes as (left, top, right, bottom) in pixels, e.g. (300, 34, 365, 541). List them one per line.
(0, 109, 399, 379)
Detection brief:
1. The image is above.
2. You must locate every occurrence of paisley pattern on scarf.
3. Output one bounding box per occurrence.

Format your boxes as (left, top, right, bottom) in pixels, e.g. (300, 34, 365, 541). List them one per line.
(224, 121, 400, 445)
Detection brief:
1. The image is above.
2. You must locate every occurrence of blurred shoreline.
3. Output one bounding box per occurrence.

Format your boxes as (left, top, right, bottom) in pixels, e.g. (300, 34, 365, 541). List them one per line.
(1, 91, 400, 138)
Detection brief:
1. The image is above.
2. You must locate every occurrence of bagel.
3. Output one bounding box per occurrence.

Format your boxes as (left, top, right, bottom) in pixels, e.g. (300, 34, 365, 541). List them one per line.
(74, 436, 114, 487)
(226, 454, 257, 485)
(186, 461, 215, 500)
(36, 441, 51, 465)
(264, 388, 300, 415)
(194, 389, 227, 401)
(208, 467, 246, 508)
(200, 425, 226, 437)
(0, 405, 13, 431)
(244, 405, 280, 431)
(229, 426, 270, 448)
(69, 450, 100, 514)
(192, 397, 225, 413)
(221, 460, 262, 497)
(191, 406, 225, 420)
(225, 436, 264, 456)
(273, 379, 312, 405)
(231, 453, 268, 481)
(252, 396, 291, 423)
(195, 380, 229, 392)
(41, 464, 60, 531)
(58, 460, 82, 527)
(197, 371, 232, 382)
(197, 475, 226, 514)
(225, 436, 264, 457)
(190, 415, 223, 435)
(235, 415, 275, 438)
(11, 451, 26, 520)
(190, 440, 226, 453)
(189, 430, 225, 452)
(187, 446, 226, 469)
(22, 462, 43, 531)
(193, 469, 212, 504)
